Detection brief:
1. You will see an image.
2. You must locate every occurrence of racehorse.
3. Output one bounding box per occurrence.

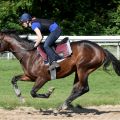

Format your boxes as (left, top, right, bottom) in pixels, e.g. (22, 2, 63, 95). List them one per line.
(0, 31, 120, 110)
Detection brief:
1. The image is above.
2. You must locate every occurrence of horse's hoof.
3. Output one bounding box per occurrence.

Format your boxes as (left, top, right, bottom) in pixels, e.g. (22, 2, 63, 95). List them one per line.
(19, 96, 25, 103)
(45, 87, 55, 98)
(58, 103, 68, 111)
(48, 87, 55, 93)
(58, 103, 74, 111)
(53, 109, 59, 115)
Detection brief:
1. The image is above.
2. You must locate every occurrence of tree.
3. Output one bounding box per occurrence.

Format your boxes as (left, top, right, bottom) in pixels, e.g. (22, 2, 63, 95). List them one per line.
(0, 0, 120, 35)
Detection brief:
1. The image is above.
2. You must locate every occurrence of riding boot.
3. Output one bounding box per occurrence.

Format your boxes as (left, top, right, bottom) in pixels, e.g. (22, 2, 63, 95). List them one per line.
(49, 61, 60, 70)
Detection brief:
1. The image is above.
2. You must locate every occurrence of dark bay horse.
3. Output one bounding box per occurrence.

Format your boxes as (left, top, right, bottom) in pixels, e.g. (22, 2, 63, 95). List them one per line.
(0, 31, 120, 110)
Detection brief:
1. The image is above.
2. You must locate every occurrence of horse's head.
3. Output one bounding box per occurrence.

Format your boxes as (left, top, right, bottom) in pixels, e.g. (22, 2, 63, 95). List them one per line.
(0, 31, 35, 54)
(0, 32, 9, 52)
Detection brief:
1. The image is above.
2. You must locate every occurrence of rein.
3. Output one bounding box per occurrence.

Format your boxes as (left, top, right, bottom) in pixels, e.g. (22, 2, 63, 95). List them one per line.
(10, 47, 35, 53)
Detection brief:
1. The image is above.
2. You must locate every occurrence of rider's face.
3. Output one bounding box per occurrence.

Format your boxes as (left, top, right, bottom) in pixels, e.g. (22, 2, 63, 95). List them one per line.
(22, 22, 28, 28)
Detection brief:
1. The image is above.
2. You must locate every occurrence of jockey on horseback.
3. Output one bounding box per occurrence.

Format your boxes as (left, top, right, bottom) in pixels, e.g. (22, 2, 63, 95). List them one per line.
(19, 13, 62, 70)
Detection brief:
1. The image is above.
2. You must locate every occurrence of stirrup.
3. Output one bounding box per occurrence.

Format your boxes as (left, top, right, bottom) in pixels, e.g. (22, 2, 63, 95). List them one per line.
(49, 68, 56, 80)
(49, 61, 60, 70)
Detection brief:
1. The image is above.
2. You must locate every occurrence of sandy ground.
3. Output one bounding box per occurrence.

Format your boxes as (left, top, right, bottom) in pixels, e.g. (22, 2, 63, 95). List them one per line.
(0, 105, 120, 120)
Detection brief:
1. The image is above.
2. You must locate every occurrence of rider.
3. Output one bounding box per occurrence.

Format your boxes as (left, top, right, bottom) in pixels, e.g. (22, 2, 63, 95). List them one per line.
(19, 13, 62, 69)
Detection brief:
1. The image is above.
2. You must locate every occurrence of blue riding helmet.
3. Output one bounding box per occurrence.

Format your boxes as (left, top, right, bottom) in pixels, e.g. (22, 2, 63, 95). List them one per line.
(20, 13, 32, 22)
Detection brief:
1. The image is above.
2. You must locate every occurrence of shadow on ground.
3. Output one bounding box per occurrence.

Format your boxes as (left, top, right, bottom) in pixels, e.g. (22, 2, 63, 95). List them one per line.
(39, 105, 120, 117)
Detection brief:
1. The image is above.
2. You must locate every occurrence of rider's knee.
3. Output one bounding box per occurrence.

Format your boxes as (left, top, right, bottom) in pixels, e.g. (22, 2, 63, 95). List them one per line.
(43, 43, 49, 50)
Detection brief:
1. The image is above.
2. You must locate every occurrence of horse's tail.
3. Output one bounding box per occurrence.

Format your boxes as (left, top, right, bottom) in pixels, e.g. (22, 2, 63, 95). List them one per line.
(103, 49, 120, 76)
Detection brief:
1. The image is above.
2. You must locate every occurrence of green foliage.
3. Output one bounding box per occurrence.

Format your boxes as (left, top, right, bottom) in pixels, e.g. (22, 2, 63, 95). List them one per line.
(0, 0, 120, 35)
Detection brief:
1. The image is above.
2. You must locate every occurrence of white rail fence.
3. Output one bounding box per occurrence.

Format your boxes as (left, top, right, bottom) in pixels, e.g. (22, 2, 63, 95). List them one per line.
(1, 35, 120, 59)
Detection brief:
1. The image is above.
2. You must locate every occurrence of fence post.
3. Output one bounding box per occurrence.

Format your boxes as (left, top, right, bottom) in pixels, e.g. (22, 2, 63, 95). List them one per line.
(117, 42, 120, 60)
(7, 52, 10, 59)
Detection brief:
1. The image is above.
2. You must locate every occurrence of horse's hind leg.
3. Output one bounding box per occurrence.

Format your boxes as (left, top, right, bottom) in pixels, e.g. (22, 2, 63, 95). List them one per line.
(30, 77, 55, 98)
(60, 70, 89, 110)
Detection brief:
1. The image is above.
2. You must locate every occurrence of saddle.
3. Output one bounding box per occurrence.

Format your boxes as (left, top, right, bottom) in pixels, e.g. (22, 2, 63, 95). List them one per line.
(37, 37, 72, 62)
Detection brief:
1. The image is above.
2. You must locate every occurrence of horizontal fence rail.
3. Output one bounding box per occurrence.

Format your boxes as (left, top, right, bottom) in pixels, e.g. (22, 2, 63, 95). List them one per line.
(1, 35, 120, 59)
(20, 35, 120, 42)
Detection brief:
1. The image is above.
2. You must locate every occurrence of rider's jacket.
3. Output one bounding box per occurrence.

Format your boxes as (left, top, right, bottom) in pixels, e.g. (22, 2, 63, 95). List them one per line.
(31, 18, 59, 34)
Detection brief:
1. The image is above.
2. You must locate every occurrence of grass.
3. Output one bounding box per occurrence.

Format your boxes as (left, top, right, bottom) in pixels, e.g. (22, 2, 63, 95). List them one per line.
(0, 59, 120, 109)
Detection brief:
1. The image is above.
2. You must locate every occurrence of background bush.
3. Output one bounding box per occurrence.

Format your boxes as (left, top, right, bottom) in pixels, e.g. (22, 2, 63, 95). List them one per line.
(0, 0, 120, 35)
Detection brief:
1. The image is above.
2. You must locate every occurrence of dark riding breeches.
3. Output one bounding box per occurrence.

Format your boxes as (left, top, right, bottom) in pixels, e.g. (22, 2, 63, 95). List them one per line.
(43, 27, 62, 64)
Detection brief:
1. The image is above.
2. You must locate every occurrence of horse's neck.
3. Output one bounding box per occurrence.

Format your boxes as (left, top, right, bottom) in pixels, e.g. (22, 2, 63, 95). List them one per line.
(4, 34, 37, 63)
(9, 42, 33, 62)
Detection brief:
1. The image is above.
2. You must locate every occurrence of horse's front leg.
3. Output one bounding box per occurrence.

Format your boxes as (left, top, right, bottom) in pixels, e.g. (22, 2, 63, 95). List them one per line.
(30, 77, 55, 98)
(11, 74, 31, 103)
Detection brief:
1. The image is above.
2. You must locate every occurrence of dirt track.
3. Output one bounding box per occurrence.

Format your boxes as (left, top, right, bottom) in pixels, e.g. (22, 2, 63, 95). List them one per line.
(0, 105, 120, 120)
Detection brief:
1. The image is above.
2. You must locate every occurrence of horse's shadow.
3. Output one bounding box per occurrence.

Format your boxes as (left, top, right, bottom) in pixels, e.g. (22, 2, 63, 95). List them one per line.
(39, 105, 120, 117)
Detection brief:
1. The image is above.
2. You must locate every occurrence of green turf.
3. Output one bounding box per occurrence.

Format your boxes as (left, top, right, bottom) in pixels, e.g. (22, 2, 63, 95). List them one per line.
(0, 59, 120, 109)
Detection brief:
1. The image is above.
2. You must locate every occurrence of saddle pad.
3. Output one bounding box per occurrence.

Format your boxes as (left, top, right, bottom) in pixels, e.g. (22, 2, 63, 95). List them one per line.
(37, 39, 72, 61)
(56, 40, 72, 57)
(37, 47, 47, 60)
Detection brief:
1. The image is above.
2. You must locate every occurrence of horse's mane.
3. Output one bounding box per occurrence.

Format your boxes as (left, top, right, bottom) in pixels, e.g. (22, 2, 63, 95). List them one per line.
(12, 34, 35, 50)
(1, 29, 35, 50)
